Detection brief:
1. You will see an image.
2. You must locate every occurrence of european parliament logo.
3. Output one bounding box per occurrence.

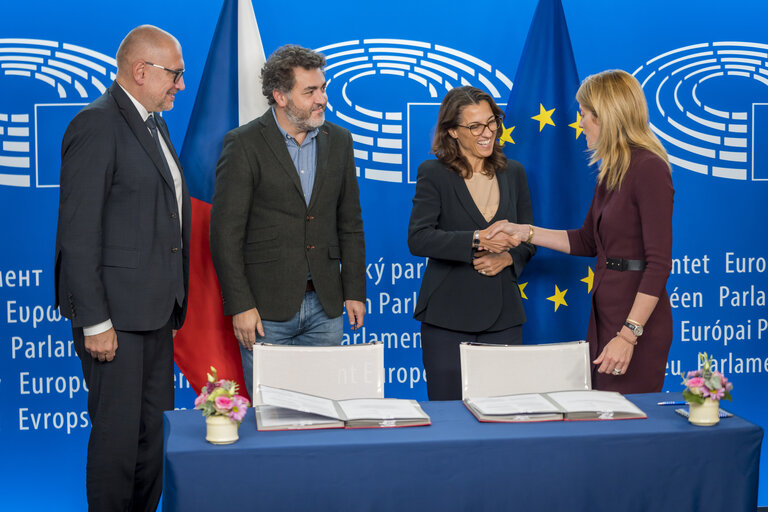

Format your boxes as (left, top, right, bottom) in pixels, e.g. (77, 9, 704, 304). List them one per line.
(635, 41, 768, 181)
(0, 38, 115, 189)
(316, 38, 512, 184)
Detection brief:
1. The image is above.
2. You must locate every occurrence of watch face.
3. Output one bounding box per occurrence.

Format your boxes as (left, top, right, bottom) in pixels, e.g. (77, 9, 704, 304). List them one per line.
(626, 322, 643, 336)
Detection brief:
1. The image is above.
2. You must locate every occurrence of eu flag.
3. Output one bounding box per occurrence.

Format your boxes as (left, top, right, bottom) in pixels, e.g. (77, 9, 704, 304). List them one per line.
(172, 0, 268, 397)
(502, 0, 595, 344)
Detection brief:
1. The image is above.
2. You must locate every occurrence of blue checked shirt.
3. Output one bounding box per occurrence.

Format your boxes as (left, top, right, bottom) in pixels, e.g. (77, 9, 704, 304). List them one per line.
(272, 108, 319, 206)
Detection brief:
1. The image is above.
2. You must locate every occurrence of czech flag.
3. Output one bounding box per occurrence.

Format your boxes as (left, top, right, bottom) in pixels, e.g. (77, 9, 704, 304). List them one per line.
(173, 0, 268, 398)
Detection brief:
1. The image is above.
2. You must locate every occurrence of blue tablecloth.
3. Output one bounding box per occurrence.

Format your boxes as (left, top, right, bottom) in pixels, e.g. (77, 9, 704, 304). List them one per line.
(163, 393, 762, 511)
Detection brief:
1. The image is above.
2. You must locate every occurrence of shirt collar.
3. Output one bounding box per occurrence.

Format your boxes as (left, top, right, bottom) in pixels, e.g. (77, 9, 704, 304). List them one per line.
(271, 107, 319, 144)
(117, 82, 151, 122)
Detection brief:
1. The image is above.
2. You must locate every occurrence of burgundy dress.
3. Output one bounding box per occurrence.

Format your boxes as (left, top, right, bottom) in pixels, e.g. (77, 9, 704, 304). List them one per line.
(567, 148, 674, 393)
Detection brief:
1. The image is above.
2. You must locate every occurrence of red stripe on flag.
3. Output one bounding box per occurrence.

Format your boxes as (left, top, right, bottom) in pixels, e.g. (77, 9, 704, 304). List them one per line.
(174, 198, 248, 399)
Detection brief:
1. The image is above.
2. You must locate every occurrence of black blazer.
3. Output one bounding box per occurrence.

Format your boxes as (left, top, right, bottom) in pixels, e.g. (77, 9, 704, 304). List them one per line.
(55, 82, 191, 331)
(408, 159, 535, 332)
(209, 110, 366, 321)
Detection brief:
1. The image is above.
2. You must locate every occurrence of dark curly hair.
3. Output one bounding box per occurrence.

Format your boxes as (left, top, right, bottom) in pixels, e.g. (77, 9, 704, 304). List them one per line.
(261, 45, 326, 105)
(432, 86, 506, 177)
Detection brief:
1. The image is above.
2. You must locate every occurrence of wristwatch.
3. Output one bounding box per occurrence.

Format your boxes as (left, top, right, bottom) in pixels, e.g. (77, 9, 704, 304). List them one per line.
(624, 320, 643, 337)
(472, 230, 480, 249)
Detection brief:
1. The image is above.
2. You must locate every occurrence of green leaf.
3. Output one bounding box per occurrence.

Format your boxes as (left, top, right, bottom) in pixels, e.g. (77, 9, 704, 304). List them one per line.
(682, 389, 704, 405)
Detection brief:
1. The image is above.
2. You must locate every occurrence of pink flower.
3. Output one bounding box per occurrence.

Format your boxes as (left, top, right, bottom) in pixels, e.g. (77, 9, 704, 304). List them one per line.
(703, 387, 725, 400)
(194, 392, 208, 407)
(228, 395, 250, 422)
(214, 395, 234, 412)
(686, 377, 705, 389)
(686, 370, 700, 379)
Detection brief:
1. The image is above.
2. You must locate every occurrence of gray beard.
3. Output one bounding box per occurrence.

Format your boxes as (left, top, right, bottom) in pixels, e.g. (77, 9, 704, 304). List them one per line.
(285, 101, 324, 132)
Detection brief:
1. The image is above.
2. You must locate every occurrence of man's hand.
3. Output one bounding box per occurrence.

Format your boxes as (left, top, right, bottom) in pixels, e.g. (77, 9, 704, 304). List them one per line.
(85, 328, 118, 362)
(345, 300, 366, 330)
(233, 308, 264, 350)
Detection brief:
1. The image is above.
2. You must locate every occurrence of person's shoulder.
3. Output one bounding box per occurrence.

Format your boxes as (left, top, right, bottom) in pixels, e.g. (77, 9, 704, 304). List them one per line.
(628, 147, 672, 188)
(66, 95, 117, 136)
(227, 110, 270, 139)
(320, 120, 351, 139)
(631, 147, 668, 171)
(502, 158, 525, 174)
(417, 159, 450, 176)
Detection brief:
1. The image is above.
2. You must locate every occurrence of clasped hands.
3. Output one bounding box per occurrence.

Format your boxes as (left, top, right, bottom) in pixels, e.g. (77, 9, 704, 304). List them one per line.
(477, 220, 528, 253)
(472, 221, 527, 276)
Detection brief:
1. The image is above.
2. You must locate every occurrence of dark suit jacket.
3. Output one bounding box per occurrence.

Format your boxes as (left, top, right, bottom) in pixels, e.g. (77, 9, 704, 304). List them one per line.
(568, 148, 674, 393)
(209, 110, 365, 321)
(408, 159, 536, 332)
(55, 82, 191, 331)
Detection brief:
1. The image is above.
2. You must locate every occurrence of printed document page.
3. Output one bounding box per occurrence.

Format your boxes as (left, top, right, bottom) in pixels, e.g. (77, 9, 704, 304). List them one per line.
(546, 390, 644, 415)
(256, 405, 342, 428)
(337, 399, 425, 420)
(259, 385, 340, 419)
(469, 394, 561, 415)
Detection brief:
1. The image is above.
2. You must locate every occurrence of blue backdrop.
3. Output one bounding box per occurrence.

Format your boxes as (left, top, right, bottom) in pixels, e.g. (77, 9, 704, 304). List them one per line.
(1, 1, 766, 508)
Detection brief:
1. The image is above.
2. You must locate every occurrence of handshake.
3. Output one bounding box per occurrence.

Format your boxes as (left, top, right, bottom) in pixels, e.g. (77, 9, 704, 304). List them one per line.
(477, 220, 530, 253)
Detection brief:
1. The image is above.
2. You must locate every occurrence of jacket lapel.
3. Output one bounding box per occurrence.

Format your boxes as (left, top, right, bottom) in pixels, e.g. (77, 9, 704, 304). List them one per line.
(109, 82, 174, 190)
(307, 125, 329, 210)
(258, 111, 305, 200)
(451, 170, 491, 227)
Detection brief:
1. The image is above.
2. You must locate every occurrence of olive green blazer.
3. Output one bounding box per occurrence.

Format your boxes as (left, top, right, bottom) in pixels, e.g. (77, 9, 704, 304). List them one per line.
(210, 110, 365, 321)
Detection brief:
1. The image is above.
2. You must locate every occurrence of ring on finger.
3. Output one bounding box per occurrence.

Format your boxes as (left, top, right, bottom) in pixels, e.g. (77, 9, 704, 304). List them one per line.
(612, 367, 622, 375)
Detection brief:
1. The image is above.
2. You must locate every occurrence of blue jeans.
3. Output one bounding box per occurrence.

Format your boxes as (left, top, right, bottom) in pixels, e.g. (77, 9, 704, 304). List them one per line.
(240, 291, 343, 398)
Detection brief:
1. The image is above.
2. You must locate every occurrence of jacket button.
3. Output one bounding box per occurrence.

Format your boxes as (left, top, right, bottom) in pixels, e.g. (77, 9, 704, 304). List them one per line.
(171, 247, 179, 253)
(171, 212, 178, 219)
(306, 215, 314, 221)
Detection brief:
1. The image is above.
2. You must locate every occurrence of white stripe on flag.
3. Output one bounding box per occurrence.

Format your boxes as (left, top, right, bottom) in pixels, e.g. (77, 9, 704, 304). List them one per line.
(237, 0, 269, 125)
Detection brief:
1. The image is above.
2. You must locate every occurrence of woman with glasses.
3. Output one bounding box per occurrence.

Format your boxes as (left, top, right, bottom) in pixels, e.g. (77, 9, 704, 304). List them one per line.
(486, 70, 674, 394)
(408, 86, 536, 400)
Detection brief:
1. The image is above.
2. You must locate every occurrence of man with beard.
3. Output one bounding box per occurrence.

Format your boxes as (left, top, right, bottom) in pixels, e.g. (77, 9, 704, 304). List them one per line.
(210, 45, 366, 398)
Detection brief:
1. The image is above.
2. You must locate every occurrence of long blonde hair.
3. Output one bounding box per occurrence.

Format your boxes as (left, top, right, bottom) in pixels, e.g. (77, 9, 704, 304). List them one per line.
(576, 70, 670, 190)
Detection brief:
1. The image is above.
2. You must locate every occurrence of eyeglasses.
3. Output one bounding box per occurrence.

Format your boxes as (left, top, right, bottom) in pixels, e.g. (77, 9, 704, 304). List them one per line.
(456, 115, 503, 136)
(145, 61, 185, 83)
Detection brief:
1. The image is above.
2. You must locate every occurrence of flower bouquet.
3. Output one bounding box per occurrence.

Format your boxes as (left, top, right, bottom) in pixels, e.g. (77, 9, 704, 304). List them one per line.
(681, 352, 733, 426)
(195, 367, 250, 444)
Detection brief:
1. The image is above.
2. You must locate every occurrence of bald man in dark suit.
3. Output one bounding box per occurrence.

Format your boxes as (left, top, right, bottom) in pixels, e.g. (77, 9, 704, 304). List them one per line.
(55, 25, 190, 511)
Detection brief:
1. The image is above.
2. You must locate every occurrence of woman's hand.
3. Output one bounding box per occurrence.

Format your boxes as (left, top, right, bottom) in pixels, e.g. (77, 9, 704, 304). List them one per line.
(478, 222, 522, 253)
(473, 251, 513, 276)
(593, 335, 635, 376)
(486, 220, 529, 241)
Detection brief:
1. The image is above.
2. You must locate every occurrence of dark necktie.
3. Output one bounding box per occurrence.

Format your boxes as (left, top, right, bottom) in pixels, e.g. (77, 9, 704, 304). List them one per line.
(146, 114, 186, 306)
(145, 113, 172, 179)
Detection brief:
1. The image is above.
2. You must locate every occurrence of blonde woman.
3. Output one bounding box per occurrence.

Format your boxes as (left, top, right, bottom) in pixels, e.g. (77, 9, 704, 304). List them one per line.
(487, 70, 673, 393)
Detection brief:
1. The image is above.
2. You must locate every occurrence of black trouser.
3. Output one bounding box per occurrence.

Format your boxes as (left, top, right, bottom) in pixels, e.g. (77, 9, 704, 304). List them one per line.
(73, 318, 174, 512)
(420, 323, 522, 401)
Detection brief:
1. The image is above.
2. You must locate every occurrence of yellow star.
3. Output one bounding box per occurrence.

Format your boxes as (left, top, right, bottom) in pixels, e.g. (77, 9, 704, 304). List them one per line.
(531, 103, 556, 131)
(580, 266, 594, 293)
(547, 285, 568, 312)
(569, 111, 583, 139)
(518, 282, 528, 299)
(499, 123, 515, 146)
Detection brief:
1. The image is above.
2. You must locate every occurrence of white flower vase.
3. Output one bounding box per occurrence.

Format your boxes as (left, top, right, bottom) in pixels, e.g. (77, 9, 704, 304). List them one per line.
(205, 415, 239, 444)
(688, 398, 720, 426)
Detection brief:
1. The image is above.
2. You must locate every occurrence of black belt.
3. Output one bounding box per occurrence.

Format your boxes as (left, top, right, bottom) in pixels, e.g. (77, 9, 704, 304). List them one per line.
(306, 279, 315, 292)
(605, 258, 646, 271)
